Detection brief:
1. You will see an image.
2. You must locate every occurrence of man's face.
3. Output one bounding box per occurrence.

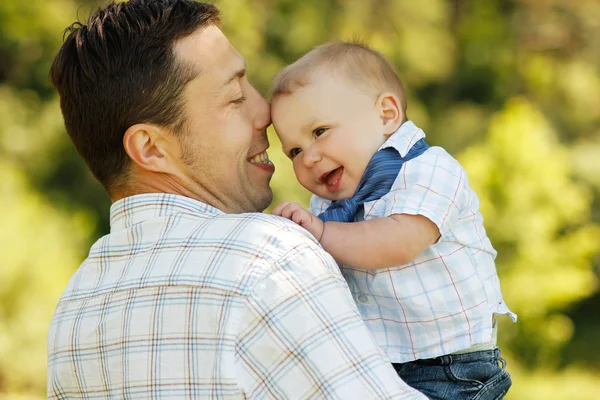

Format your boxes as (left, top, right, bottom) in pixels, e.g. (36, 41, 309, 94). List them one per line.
(272, 72, 388, 201)
(172, 25, 274, 213)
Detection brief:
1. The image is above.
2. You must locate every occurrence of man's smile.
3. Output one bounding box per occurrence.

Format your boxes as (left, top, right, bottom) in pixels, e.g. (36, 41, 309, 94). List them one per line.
(249, 150, 275, 172)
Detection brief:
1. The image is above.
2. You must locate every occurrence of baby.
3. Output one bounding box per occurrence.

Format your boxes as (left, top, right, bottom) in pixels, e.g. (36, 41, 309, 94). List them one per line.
(271, 42, 517, 400)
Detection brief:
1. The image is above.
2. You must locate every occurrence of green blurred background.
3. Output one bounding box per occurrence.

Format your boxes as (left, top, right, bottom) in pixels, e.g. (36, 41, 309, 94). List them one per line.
(1, 0, 599, 398)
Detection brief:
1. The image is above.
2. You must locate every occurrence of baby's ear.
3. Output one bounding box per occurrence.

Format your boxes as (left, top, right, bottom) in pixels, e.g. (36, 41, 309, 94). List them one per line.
(377, 92, 404, 135)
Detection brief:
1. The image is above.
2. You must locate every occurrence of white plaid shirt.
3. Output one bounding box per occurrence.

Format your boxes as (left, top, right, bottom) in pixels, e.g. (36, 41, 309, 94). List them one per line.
(47, 193, 425, 399)
(310, 121, 517, 364)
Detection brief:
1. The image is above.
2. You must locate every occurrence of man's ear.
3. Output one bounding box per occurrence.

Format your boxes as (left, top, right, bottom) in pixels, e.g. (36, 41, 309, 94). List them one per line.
(123, 123, 177, 174)
(376, 92, 404, 136)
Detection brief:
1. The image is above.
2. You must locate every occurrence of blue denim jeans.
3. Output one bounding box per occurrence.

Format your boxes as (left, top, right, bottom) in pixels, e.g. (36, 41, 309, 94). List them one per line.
(392, 348, 511, 400)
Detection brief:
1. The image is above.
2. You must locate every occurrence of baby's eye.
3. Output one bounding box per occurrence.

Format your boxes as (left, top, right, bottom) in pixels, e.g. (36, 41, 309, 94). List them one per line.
(313, 127, 328, 137)
(289, 148, 302, 158)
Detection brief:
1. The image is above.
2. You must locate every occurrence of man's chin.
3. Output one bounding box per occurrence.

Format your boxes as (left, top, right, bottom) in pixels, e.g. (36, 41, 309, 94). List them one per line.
(240, 183, 273, 213)
(256, 189, 274, 213)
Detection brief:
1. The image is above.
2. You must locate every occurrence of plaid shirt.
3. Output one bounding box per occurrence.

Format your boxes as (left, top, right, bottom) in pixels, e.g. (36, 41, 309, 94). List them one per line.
(310, 121, 516, 363)
(47, 193, 425, 399)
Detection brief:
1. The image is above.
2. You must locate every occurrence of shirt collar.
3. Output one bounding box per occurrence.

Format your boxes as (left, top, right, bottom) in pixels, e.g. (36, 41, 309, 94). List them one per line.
(110, 193, 225, 232)
(378, 120, 426, 157)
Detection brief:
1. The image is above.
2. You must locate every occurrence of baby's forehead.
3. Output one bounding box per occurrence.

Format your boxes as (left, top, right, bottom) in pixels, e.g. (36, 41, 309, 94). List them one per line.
(273, 68, 325, 94)
(273, 69, 355, 100)
(271, 95, 319, 137)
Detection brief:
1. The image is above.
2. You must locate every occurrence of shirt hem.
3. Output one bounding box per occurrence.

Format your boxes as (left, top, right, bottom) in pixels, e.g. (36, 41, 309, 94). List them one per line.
(383, 326, 495, 363)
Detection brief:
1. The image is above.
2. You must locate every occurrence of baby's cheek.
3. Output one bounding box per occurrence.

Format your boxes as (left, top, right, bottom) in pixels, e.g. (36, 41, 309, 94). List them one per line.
(294, 168, 314, 190)
(297, 172, 311, 188)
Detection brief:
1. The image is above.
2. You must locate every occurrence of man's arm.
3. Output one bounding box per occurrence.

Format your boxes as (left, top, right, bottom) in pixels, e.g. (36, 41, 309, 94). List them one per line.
(234, 238, 426, 399)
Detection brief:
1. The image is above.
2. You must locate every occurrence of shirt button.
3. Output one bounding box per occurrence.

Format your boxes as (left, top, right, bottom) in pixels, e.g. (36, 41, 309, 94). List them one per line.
(357, 294, 369, 304)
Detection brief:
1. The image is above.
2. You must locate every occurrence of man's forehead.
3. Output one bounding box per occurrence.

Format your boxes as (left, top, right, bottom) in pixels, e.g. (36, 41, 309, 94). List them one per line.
(174, 25, 245, 85)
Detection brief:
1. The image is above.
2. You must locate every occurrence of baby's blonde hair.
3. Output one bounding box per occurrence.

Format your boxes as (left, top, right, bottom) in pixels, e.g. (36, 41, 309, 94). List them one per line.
(271, 41, 407, 120)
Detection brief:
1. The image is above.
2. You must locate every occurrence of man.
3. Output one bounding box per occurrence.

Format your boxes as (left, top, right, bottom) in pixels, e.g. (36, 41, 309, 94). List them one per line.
(47, 1, 425, 398)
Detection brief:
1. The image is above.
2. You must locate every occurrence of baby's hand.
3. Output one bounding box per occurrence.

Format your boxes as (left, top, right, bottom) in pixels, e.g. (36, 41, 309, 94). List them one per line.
(272, 201, 324, 241)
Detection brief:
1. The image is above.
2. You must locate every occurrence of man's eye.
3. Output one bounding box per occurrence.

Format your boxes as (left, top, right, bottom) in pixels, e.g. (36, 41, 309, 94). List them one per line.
(231, 96, 246, 105)
(289, 148, 302, 158)
(313, 127, 328, 137)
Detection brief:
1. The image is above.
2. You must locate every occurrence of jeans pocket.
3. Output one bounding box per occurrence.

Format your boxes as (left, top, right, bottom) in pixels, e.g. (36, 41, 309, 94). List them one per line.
(445, 360, 493, 387)
(445, 359, 512, 400)
(476, 369, 512, 400)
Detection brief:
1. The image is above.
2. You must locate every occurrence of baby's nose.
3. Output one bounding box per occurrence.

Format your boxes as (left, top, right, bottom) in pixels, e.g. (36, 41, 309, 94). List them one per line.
(302, 147, 322, 167)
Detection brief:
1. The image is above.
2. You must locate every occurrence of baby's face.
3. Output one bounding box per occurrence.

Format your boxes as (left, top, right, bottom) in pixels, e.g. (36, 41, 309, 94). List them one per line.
(272, 72, 389, 201)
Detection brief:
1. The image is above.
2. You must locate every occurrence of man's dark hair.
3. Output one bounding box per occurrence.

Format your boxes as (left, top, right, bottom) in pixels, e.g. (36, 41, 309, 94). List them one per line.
(49, 0, 220, 194)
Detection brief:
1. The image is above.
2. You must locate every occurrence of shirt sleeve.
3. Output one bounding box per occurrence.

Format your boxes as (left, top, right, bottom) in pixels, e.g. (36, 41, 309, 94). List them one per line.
(309, 194, 331, 216)
(384, 149, 466, 238)
(235, 236, 426, 400)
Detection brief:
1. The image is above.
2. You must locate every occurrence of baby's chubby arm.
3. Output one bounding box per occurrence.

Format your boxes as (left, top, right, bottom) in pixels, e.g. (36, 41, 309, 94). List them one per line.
(272, 202, 439, 269)
(321, 214, 440, 269)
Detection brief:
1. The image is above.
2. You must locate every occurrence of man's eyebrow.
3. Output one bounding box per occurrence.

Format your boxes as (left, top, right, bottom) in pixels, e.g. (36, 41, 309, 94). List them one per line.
(220, 60, 247, 89)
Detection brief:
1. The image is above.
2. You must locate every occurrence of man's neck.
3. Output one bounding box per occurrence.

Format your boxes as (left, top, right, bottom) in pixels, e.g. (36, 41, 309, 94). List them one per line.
(111, 170, 233, 213)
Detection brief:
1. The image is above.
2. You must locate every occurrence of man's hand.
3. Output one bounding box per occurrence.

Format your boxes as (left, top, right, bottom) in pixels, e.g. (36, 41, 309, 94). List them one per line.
(272, 201, 324, 241)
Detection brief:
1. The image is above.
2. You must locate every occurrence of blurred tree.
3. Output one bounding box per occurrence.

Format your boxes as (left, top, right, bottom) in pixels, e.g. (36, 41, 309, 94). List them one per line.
(0, 160, 94, 395)
(0, 0, 112, 241)
(459, 98, 599, 368)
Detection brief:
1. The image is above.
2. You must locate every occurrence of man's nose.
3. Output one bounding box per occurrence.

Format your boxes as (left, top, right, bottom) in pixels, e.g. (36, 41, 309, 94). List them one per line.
(302, 145, 322, 168)
(251, 86, 271, 132)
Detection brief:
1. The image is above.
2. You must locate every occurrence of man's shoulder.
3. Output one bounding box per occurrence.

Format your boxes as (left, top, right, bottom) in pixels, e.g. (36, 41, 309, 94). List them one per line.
(202, 212, 324, 259)
(219, 212, 315, 240)
(228, 215, 343, 301)
(199, 213, 340, 298)
(67, 212, 325, 300)
(222, 212, 336, 261)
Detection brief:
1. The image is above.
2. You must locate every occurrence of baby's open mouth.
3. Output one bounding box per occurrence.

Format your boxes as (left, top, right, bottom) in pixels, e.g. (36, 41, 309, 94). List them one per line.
(320, 167, 344, 189)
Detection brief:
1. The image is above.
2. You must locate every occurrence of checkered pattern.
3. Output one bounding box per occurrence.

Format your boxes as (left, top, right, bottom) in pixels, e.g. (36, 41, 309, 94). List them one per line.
(47, 193, 425, 399)
(310, 121, 516, 364)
